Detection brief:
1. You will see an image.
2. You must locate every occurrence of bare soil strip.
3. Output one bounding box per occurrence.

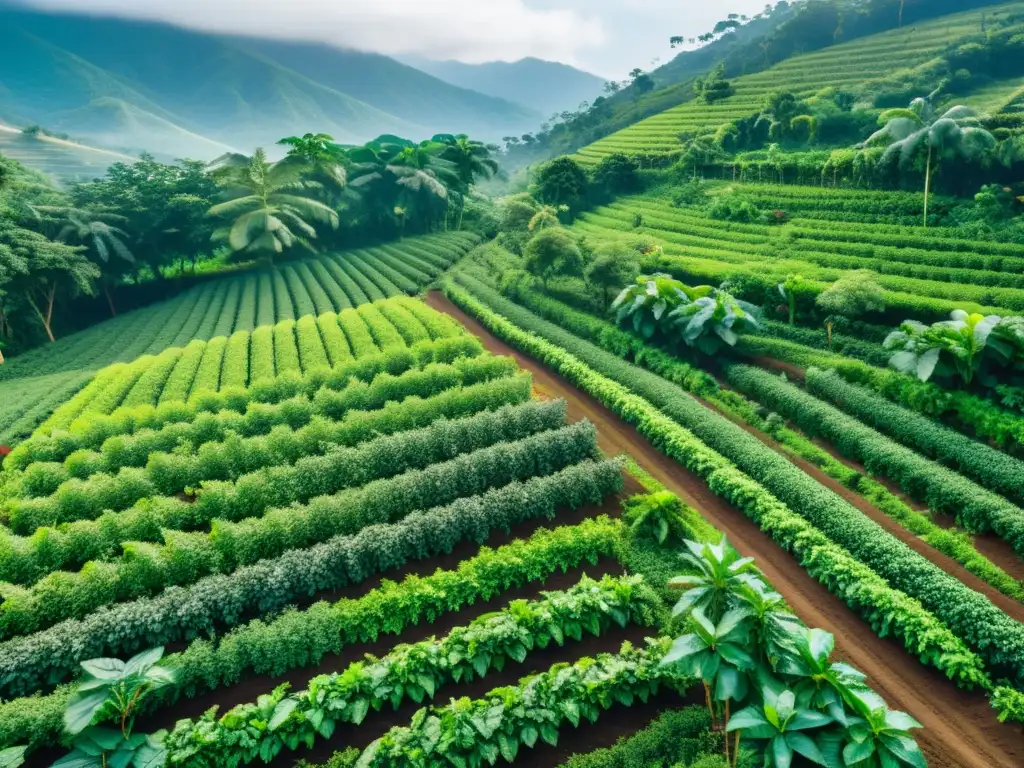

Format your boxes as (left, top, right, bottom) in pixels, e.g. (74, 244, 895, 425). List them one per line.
(428, 291, 1024, 768)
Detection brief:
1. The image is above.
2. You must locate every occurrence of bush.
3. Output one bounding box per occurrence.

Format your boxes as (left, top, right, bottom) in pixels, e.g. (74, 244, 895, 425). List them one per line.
(0, 464, 623, 708)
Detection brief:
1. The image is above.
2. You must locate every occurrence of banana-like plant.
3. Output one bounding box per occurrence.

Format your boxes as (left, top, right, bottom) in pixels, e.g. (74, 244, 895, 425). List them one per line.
(612, 274, 711, 340)
(818, 694, 926, 768)
(668, 537, 762, 622)
(54, 647, 176, 768)
(661, 608, 756, 727)
(885, 309, 1002, 385)
(726, 687, 834, 768)
(774, 628, 869, 725)
(0, 747, 25, 768)
(669, 289, 762, 355)
(863, 98, 995, 226)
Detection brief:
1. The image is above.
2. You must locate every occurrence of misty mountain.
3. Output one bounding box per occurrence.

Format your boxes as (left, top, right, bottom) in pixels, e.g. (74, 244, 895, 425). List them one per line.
(0, 5, 541, 161)
(408, 57, 605, 119)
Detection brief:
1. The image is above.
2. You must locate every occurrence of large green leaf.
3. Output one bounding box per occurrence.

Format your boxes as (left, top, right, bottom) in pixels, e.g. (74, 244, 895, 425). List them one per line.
(80, 658, 124, 682)
(0, 747, 25, 768)
(63, 689, 110, 735)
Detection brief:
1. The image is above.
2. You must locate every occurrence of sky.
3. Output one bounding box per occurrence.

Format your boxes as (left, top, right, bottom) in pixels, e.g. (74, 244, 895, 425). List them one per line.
(17, 0, 772, 79)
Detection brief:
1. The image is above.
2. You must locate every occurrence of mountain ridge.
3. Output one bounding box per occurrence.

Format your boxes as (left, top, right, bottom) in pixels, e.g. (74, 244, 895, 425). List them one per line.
(0, 4, 542, 162)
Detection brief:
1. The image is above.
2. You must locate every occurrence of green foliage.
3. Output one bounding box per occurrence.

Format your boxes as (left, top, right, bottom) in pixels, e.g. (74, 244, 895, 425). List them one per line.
(668, 289, 762, 355)
(55, 647, 175, 768)
(585, 244, 641, 311)
(442, 274, 998, 690)
(884, 309, 1005, 386)
(805, 367, 1024, 504)
(164, 574, 662, 766)
(0, 513, 624, 749)
(559, 707, 724, 768)
(532, 157, 590, 210)
(524, 228, 585, 286)
(612, 274, 707, 340)
(816, 270, 886, 323)
(349, 639, 683, 768)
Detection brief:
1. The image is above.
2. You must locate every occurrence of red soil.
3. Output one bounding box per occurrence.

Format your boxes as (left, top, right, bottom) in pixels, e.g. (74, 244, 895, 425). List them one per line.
(427, 290, 1024, 768)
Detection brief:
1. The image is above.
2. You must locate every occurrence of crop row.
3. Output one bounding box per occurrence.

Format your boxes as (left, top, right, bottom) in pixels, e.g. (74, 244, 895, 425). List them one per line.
(734, 335, 1024, 456)
(321, 639, 680, 768)
(0, 461, 623, 705)
(803, 368, 1024, 503)
(443, 273, 1015, 686)
(0, 371, 95, 447)
(164, 573, 660, 767)
(0, 419, 600, 638)
(5, 335, 484, 471)
(725, 364, 1024, 557)
(0, 375, 533, 582)
(493, 273, 1024, 602)
(0, 234, 477, 385)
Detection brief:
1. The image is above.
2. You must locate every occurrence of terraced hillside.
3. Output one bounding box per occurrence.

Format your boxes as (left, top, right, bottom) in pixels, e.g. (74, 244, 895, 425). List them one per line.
(572, 185, 1024, 319)
(574, 3, 1020, 165)
(0, 232, 478, 446)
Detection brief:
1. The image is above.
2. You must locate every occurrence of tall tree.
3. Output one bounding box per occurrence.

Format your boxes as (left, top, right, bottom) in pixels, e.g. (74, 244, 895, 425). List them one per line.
(864, 98, 996, 226)
(206, 149, 339, 263)
(33, 206, 134, 316)
(434, 135, 499, 229)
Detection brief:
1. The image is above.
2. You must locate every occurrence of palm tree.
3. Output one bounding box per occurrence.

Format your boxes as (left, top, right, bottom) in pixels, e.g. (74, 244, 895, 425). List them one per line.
(36, 206, 134, 316)
(863, 98, 995, 226)
(277, 133, 347, 198)
(206, 149, 339, 264)
(435, 135, 499, 229)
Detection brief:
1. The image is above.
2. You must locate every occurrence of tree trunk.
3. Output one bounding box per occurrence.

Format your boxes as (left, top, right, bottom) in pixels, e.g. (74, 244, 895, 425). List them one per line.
(457, 205, 465, 231)
(104, 282, 118, 317)
(27, 291, 55, 343)
(923, 144, 933, 228)
(723, 699, 731, 764)
(899, 0, 905, 28)
(732, 731, 742, 768)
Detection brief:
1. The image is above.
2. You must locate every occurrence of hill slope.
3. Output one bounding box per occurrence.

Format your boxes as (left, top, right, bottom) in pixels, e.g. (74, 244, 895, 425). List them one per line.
(0, 5, 539, 160)
(574, 3, 1021, 165)
(409, 57, 604, 118)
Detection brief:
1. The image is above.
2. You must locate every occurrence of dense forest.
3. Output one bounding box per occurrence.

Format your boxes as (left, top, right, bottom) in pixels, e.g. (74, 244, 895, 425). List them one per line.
(0, 132, 499, 358)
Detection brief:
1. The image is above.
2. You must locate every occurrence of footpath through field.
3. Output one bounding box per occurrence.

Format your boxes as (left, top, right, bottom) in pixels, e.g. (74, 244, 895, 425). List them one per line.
(426, 291, 1024, 768)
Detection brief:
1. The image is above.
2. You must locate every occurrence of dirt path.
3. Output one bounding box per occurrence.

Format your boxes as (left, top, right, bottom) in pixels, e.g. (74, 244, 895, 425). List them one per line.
(428, 291, 1024, 768)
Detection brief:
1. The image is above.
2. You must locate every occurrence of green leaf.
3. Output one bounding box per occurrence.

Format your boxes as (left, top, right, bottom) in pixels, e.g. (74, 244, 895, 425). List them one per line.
(350, 698, 370, 725)
(880, 735, 928, 768)
(787, 711, 833, 731)
(843, 738, 876, 764)
(884, 710, 923, 733)
(521, 724, 538, 748)
(123, 647, 164, 678)
(540, 724, 559, 747)
(497, 732, 518, 762)
(787, 732, 828, 766)
(79, 658, 124, 682)
(726, 706, 769, 732)
(660, 633, 706, 665)
(269, 698, 298, 731)
(0, 747, 26, 768)
(771, 735, 794, 768)
(64, 689, 111, 735)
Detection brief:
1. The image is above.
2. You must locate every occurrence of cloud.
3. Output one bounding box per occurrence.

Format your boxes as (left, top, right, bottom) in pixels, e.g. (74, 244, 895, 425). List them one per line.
(19, 0, 607, 64)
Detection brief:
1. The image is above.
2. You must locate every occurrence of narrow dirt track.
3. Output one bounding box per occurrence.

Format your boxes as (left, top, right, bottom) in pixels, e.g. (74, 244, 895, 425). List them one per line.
(427, 291, 1024, 768)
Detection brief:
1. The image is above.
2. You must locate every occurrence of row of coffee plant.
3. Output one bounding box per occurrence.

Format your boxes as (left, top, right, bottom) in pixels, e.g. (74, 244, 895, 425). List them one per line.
(4, 335, 482, 471)
(440, 273, 1024, 716)
(17, 296, 463, 441)
(0, 234, 476, 386)
(488, 270, 1024, 603)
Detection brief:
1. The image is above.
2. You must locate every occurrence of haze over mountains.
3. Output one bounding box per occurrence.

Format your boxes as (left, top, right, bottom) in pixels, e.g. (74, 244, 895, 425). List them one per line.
(405, 57, 605, 119)
(0, 4, 601, 163)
